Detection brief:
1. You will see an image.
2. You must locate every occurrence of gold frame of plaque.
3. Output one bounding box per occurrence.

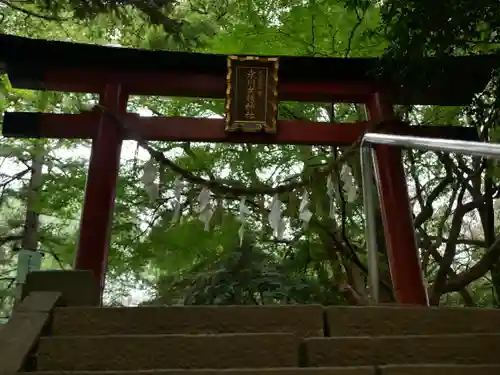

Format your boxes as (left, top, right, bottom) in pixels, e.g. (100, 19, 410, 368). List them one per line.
(225, 56, 279, 133)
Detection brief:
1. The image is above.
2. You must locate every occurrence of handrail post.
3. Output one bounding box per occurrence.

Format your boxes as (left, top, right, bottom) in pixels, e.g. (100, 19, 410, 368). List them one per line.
(360, 146, 379, 304)
(362, 132, 500, 306)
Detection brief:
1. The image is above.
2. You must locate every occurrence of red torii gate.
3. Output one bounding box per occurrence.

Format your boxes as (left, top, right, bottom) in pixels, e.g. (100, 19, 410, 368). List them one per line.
(1, 34, 496, 305)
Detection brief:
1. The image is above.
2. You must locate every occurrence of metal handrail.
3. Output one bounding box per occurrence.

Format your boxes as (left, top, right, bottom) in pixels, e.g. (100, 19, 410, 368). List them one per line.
(361, 133, 500, 304)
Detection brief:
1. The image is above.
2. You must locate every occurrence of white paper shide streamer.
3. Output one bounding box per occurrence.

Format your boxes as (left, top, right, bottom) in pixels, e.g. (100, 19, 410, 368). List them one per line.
(268, 194, 284, 239)
(238, 197, 250, 246)
(340, 164, 357, 202)
(198, 187, 213, 231)
(171, 176, 183, 224)
(326, 174, 335, 218)
(299, 190, 313, 227)
(141, 158, 159, 201)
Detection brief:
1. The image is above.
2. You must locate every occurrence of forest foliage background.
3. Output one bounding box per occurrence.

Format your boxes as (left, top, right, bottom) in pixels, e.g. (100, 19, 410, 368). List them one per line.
(0, 0, 499, 318)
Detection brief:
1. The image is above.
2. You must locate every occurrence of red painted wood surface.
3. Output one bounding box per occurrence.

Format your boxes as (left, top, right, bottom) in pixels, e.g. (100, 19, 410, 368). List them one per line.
(367, 93, 428, 306)
(4, 34, 497, 106)
(43, 69, 378, 103)
(74, 84, 128, 298)
(8, 111, 476, 145)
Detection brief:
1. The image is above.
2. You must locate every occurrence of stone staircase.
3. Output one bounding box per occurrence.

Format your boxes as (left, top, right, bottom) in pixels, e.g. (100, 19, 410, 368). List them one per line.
(23, 304, 500, 375)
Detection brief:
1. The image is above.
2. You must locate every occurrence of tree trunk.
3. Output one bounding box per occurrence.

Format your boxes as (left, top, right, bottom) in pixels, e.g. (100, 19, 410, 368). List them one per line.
(14, 148, 44, 302)
(22, 151, 44, 251)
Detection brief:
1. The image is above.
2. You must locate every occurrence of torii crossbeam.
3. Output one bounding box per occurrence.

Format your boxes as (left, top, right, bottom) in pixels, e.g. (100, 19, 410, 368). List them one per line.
(1, 34, 497, 305)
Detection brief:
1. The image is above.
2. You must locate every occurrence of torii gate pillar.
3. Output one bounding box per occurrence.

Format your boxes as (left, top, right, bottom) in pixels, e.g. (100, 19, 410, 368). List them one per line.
(74, 84, 128, 295)
(367, 93, 428, 305)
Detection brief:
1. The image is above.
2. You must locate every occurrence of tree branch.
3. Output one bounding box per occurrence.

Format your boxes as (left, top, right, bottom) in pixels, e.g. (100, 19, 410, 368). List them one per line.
(444, 235, 500, 293)
(94, 105, 384, 196)
(1, 0, 68, 20)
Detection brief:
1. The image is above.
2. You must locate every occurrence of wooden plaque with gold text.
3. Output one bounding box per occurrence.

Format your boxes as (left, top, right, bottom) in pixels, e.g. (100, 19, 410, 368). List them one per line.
(225, 56, 279, 133)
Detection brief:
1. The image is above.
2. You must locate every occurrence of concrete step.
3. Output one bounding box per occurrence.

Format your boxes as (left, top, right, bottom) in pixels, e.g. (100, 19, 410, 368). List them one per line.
(24, 366, 500, 375)
(304, 333, 500, 367)
(325, 306, 500, 336)
(51, 305, 500, 338)
(37, 333, 300, 371)
(50, 305, 324, 337)
(380, 364, 500, 375)
(26, 368, 376, 375)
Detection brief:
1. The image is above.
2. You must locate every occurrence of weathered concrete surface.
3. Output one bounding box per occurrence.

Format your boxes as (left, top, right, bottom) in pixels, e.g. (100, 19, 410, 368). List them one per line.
(22, 270, 100, 306)
(33, 305, 500, 372)
(37, 333, 299, 371)
(18, 291, 61, 312)
(51, 305, 324, 337)
(325, 306, 500, 336)
(380, 364, 500, 375)
(304, 333, 500, 367)
(0, 292, 61, 373)
(0, 311, 49, 372)
(26, 367, 377, 375)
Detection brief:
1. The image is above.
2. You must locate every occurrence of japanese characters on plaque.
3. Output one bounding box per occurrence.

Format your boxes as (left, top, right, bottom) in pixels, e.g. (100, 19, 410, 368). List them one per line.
(225, 56, 279, 133)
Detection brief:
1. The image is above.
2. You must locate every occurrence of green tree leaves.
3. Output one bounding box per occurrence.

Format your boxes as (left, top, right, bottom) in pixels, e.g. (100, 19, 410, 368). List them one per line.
(0, 0, 499, 315)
